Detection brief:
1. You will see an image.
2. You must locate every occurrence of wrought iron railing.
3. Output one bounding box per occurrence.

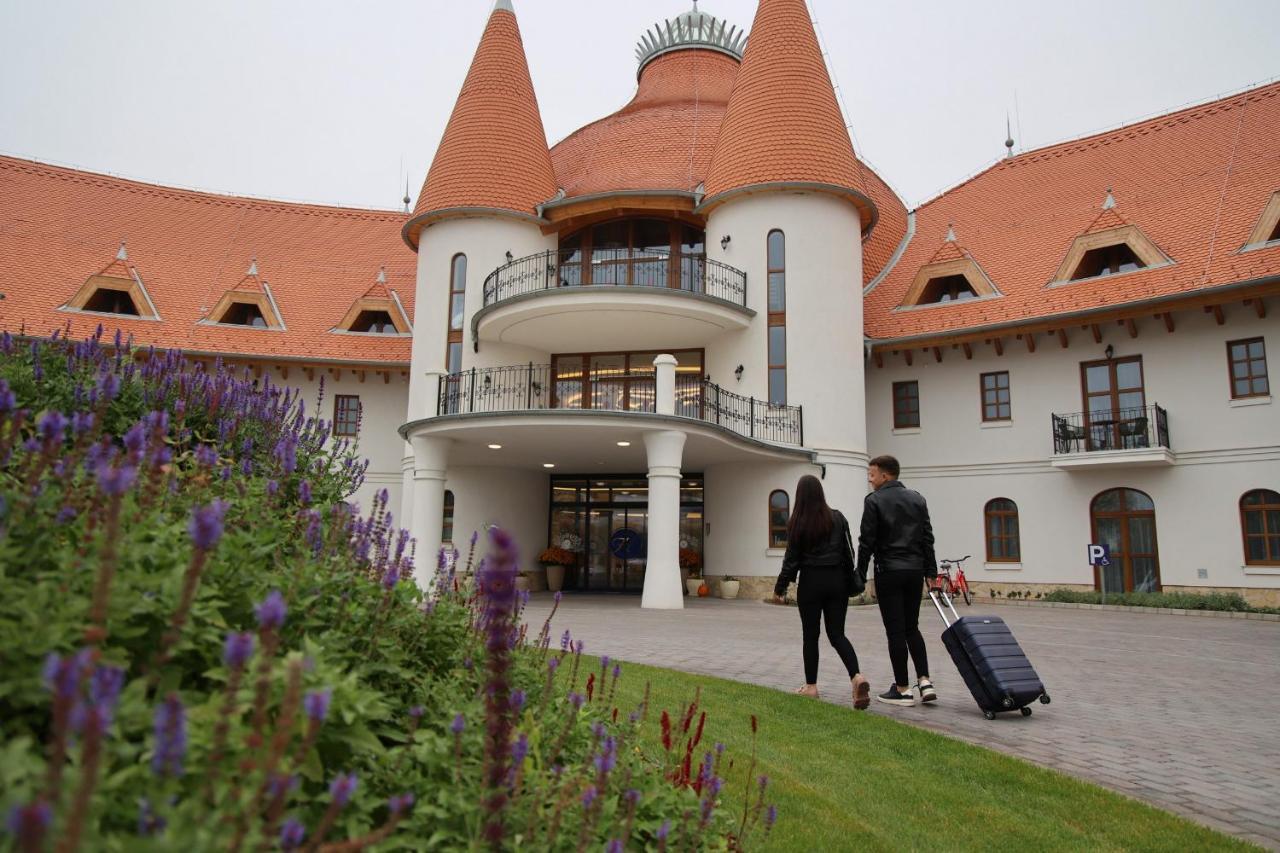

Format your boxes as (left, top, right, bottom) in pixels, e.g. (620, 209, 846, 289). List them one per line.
(481, 250, 748, 308)
(1051, 405, 1170, 455)
(437, 364, 802, 446)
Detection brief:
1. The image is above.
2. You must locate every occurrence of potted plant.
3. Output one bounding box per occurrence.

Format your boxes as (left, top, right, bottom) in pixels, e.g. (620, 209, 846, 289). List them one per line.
(679, 547, 701, 594)
(684, 568, 703, 598)
(538, 546, 576, 593)
(719, 575, 741, 600)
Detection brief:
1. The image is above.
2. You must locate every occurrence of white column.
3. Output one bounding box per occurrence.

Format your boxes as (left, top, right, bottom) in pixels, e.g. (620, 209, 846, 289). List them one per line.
(654, 353, 677, 415)
(642, 429, 686, 609)
(408, 433, 451, 589)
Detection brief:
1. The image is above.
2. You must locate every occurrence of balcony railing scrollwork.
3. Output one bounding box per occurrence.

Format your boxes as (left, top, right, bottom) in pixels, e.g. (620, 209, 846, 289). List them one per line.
(437, 364, 802, 446)
(1051, 405, 1170, 455)
(481, 250, 748, 309)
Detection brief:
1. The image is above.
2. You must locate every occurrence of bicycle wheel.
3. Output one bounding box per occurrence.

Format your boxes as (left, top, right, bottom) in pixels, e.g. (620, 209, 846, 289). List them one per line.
(960, 579, 972, 607)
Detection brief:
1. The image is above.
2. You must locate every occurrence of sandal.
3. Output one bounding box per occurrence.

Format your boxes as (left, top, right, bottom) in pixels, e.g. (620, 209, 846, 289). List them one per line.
(851, 674, 870, 710)
(795, 685, 819, 698)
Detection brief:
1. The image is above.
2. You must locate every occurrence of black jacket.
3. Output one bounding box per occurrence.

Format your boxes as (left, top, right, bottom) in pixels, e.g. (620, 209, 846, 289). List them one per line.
(855, 480, 937, 577)
(774, 510, 855, 596)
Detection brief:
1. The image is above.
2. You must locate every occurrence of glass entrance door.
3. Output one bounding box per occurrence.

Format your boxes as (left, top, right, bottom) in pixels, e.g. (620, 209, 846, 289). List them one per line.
(1090, 488, 1161, 593)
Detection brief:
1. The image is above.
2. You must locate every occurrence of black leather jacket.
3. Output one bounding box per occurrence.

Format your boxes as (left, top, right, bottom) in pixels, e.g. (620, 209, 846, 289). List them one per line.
(855, 480, 937, 577)
(774, 510, 854, 596)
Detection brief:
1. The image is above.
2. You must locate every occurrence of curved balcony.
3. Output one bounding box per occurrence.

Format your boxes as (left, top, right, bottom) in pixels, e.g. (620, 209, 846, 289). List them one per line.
(434, 363, 803, 447)
(472, 250, 752, 352)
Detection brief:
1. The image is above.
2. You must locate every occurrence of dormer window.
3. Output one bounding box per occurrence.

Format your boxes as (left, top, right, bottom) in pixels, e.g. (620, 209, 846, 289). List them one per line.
(1071, 243, 1145, 280)
(1243, 191, 1280, 250)
(83, 285, 141, 316)
(919, 274, 978, 304)
(216, 300, 269, 327)
(61, 244, 161, 320)
(349, 310, 398, 334)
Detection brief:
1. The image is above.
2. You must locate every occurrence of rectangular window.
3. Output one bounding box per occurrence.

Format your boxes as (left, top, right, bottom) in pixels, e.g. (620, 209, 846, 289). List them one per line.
(981, 371, 1011, 421)
(333, 395, 361, 438)
(1227, 337, 1269, 399)
(893, 381, 920, 429)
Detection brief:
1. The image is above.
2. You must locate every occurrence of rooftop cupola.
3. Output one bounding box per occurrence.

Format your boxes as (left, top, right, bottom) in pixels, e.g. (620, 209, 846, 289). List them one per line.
(635, 3, 747, 78)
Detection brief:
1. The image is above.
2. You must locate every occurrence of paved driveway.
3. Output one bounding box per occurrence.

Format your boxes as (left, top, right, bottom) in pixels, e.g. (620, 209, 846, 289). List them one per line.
(522, 594, 1280, 849)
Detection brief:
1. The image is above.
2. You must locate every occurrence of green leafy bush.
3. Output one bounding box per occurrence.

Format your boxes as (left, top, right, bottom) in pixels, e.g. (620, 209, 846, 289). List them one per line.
(1042, 588, 1254, 612)
(0, 330, 773, 850)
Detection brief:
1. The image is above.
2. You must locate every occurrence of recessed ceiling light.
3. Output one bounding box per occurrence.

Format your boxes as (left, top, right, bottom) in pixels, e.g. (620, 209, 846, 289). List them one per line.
(616, 441, 631, 447)
(487, 444, 502, 449)
(542, 463, 555, 468)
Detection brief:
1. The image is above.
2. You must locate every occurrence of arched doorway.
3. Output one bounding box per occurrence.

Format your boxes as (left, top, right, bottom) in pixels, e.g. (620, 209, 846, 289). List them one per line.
(1090, 488, 1161, 593)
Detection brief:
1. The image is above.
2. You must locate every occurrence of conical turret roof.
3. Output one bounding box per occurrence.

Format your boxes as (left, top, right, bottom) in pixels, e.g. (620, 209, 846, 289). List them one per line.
(403, 1, 557, 248)
(702, 0, 873, 229)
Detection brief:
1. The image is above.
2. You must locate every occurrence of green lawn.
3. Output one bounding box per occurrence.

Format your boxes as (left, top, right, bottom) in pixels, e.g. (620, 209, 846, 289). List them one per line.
(585, 657, 1249, 852)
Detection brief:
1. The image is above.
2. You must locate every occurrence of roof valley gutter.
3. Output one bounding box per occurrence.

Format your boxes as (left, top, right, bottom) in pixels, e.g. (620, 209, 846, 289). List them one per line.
(865, 273, 1280, 350)
(864, 210, 915, 295)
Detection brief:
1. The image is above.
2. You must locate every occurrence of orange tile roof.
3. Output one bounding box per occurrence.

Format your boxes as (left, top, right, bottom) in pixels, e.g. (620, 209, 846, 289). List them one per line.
(550, 49, 739, 198)
(865, 80, 1280, 342)
(404, 5, 556, 248)
(701, 0, 869, 222)
(859, 163, 909, 285)
(0, 156, 415, 364)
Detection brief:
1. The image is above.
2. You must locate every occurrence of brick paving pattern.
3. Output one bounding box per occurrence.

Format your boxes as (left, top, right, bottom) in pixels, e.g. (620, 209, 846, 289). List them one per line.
(523, 595, 1280, 849)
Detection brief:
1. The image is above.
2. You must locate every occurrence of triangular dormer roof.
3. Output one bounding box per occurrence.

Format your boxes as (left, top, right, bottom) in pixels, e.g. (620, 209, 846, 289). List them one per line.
(403, 0, 556, 249)
(333, 267, 411, 335)
(61, 242, 161, 319)
(1050, 192, 1173, 284)
(203, 260, 285, 329)
(901, 227, 1000, 307)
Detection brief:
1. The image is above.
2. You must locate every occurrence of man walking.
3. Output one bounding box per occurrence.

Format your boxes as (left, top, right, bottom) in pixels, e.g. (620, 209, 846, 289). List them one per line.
(856, 455, 938, 707)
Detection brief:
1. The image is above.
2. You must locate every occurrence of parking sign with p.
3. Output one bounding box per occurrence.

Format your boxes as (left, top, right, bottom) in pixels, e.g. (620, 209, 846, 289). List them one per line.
(1087, 543, 1111, 566)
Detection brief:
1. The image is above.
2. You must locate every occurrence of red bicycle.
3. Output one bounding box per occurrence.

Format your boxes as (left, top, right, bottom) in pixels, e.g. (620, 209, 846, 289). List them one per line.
(931, 555, 973, 606)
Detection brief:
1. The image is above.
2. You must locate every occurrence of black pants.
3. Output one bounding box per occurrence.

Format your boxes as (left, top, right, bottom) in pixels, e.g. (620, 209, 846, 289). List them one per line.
(797, 569, 861, 684)
(876, 571, 929, 686)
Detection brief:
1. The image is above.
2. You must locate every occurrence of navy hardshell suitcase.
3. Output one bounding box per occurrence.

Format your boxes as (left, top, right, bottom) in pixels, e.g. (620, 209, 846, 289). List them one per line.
(929, 590, 1050, 719)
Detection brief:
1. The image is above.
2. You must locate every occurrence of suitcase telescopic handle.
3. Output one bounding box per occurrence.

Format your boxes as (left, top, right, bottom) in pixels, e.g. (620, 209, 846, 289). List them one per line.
(928, 588, 960, 627)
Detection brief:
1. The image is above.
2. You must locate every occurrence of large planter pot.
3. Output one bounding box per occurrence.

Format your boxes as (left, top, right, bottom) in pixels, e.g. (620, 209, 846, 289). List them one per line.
(685, 578, 703, 597)
(719, 580, 741, 600)
(545, 564, 566, 593)
(515, 575, 531, 593)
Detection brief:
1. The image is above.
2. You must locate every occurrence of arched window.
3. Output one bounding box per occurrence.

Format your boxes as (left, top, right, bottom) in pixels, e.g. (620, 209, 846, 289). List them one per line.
(768, 489, 789, 548)
(983, 498, 1020, 562)
(445, 254, 466, 374)
(1090, 488, 1160, 593)
(442, 490, 455, 544)
(1241, 489, 1280, 566)
(766, 230, 786, 405)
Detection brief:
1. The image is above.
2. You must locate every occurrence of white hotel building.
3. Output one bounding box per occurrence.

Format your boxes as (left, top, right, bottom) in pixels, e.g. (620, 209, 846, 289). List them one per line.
(3, 0, 1278, 606)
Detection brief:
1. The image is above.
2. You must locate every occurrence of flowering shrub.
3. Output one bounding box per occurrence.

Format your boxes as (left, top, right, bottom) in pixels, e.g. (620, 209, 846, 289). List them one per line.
(536, 546, 576, 567)
(678, 548, 702, 571)
(0, 329, 774, 850)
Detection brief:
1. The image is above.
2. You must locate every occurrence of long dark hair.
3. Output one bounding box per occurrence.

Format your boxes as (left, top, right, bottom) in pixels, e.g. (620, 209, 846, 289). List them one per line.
(786, 474, 834, 552)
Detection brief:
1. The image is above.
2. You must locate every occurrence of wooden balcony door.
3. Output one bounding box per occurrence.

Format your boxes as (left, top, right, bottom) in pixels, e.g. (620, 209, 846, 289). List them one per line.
(1080, 356, 1145, 450)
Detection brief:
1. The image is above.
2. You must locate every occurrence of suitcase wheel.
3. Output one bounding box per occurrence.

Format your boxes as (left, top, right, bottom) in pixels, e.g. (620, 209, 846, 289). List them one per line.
(1001, 697, 1014, 709)
(983, 710, 997, 721)
(1039, 694, 1051, 705)
(1020, 706, 1032, 717)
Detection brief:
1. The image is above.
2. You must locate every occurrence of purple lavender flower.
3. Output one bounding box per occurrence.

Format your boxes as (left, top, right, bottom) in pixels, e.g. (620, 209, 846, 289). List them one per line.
(304, 688, 332, 723)
(151, 693, 187, 777)
(153, 446, 173, 467)
(0, 380, 14, 415)
(511, 732, 529, 769)
(223, 632, 254, 669)
(187, 499, 228, 550)
(123, 421, 147, 458)
(766, 804, 778, 827)
(625, 789, 641, 804)
(382, 565, 400, 590)
(71, 411, 94, 435)
(137, 798, 167, 837)
(279, 818, 306, 851)
(510, 689, 526, 713)
(388, 793, 415, 815)
(255, 590, 287, 630)
(90, 665, 125, 711)
(581, 786, 596, 809)
(409, 705, 424, 720)
(450, 713, 465, 735)
(600, 655, 610, 670)
(758, 774, 769, 791)
(6, 801, 53, 842)
(606, 841, 623, 853)
(37, 411, 67, 447)
(560, 630, 571, 651)
(273, 436, 298, 475)
(219, 465, 232, 482)
(43, 650, 91, 700)
(239, 457, 252, 477)
(707, 776, 723, 797)
(328, 772, 358, 807)
(612, 663, 621, 680)
(568, 692, 584, 710)
(298, 480, 312, 506)
(266, 479, 279, 497)
(56, 506, 77, 524)
(267, 774, 298, 799)
(97, 372, 121, 401)
(547, 657, 560, 674)
(96, 462, 138, 497)
(554, 590, 562, 603)
(195, 444, 217, 467)
(469, 530, 479, 547)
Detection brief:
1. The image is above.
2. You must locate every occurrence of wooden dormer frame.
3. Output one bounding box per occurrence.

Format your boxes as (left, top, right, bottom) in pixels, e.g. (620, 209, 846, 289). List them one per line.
(1050, 224, 1172, 285)
(332, 294, 412, 335)
(203, 288, 285, 330)
(1241, 191, 1280, 251)
(899, 256, 1000, 308)
(62, 271, 161, 320)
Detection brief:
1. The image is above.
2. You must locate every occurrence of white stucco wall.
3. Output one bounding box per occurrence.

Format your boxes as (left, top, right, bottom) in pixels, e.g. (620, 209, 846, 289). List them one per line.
(442, 465, 549, 574)
(865, 302, 1279, 594)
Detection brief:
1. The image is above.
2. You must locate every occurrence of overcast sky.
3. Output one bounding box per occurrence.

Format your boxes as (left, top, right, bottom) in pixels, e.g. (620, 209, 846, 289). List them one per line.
(2, 0, 1277, 212)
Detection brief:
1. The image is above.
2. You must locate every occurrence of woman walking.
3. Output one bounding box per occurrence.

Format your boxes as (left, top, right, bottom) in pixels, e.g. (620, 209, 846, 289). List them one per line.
(772, 475, 870, 710)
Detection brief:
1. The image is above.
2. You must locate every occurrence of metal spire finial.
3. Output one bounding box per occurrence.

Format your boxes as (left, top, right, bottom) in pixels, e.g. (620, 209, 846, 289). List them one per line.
(402, 178, 411, 213)
(116, 241, 128, 261)
(377, 265, 387, 284)
(1102, 188, 1116, 210)
(247, 258, 258, 277)
(1004, 114, 1015, 158)
(945, 224, 957, 243)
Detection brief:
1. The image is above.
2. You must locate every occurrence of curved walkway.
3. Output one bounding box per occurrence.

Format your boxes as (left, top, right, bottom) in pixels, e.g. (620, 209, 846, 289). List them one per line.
(523, 595, 1280, 849)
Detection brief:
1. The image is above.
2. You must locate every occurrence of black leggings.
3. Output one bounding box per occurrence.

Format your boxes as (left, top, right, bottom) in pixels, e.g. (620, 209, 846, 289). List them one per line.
(876, 571, 929, 686)
(797, 570, 861, 684)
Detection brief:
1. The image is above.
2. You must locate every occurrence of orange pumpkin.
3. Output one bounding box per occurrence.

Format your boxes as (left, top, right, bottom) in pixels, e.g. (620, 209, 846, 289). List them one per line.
(697, 582, 710, 597)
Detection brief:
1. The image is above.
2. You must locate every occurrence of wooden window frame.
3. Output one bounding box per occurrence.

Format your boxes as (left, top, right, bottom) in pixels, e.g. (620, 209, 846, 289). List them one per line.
(560, 219, 706, 290)
(892, 380, 920, 429)
(443, 490, 455, 545)
(1079, 355, 1145, 450)
(1226, 337, 1269, 400)
(767, 229, 786, 405)
(1240, 489, 1280, 566)
(980, 371, 1011, 422)
(549, 348, 704, 412)
(1089, 488, 1162, 593)
(983, 498, 1020, 563)
(333, 394, 361, 438)
(445, 254, 466, 373)
(768, 489, 789, 549)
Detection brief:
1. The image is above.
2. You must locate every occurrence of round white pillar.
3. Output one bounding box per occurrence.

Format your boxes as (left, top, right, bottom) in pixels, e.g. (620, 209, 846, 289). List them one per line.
(408, 433, 451, 589)
(654, 353, 677, 416)
(641, 429, 687, 610)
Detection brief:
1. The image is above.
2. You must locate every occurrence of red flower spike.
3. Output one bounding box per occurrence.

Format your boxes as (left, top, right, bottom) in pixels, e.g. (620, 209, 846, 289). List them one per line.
(660, 710, 672, 752)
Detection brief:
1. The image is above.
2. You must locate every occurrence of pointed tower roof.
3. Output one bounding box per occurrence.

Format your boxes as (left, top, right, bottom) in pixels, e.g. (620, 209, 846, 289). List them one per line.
(701, 0, 874, 229)
(403, 1, 556, 249)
